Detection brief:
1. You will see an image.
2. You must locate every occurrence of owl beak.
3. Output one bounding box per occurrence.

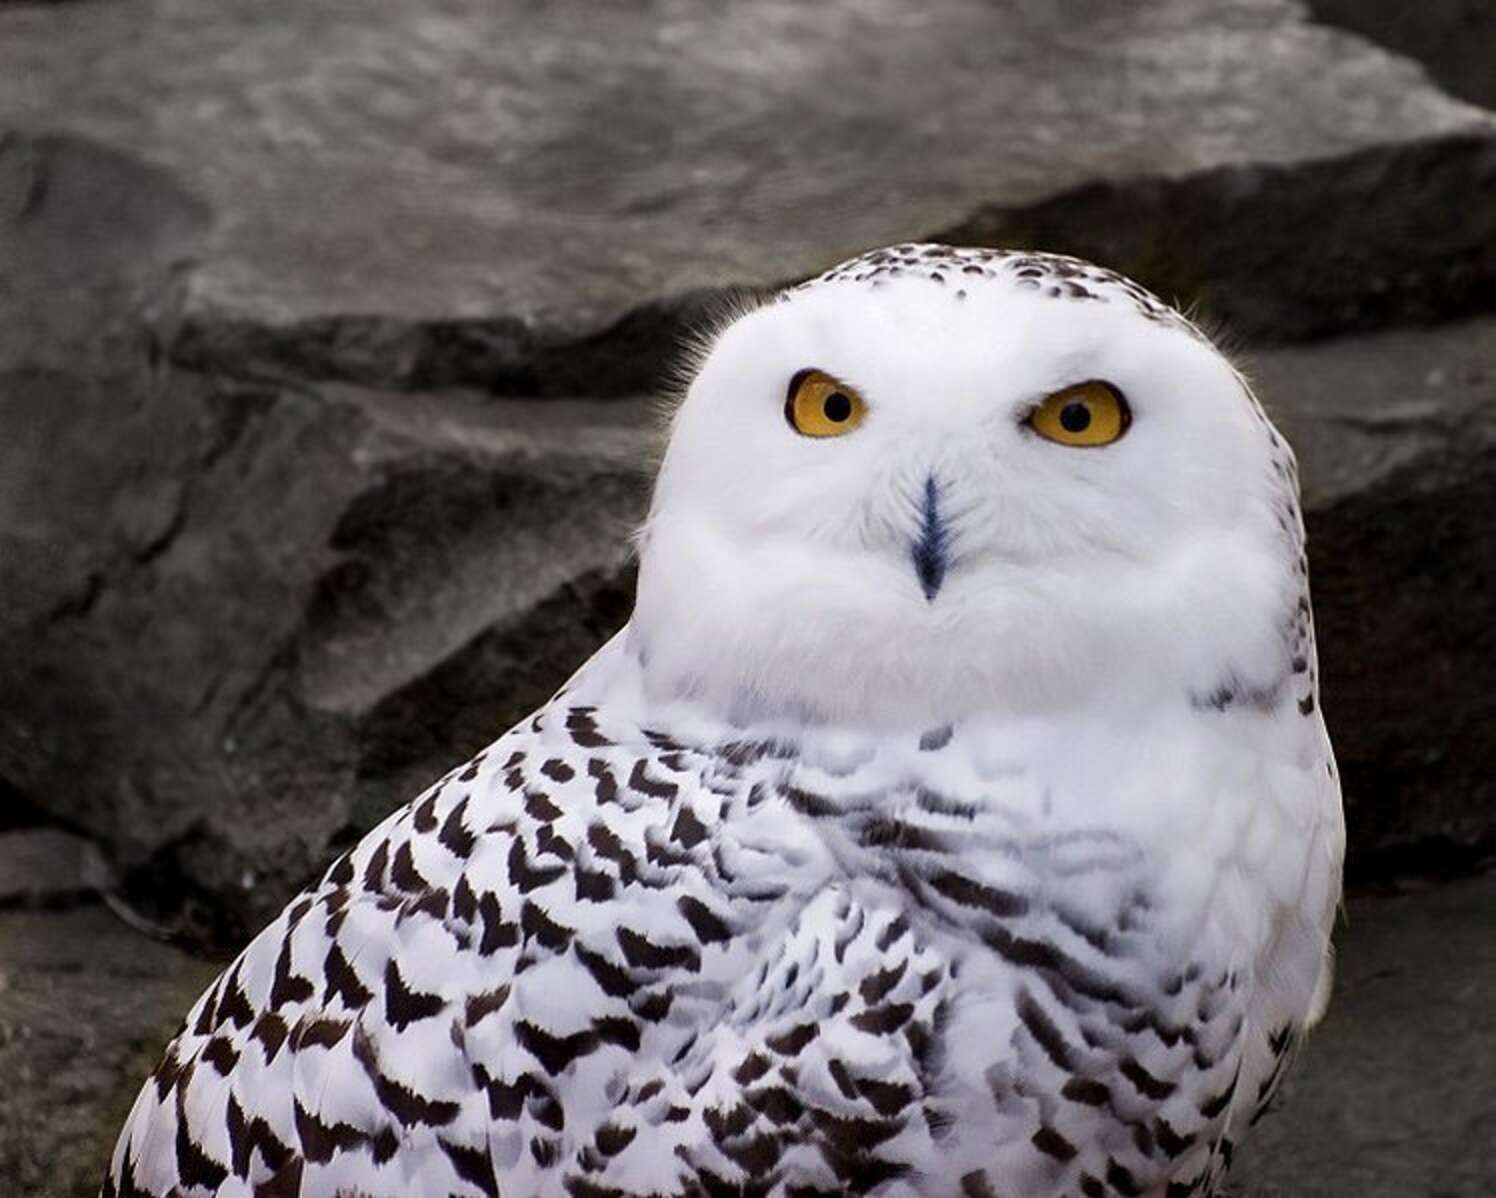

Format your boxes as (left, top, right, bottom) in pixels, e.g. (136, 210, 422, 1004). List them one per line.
(911, 475, 948, 602)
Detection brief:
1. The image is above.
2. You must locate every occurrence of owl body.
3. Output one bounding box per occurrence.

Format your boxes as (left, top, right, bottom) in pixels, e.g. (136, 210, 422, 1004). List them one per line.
(106, 246, 1342, 1197)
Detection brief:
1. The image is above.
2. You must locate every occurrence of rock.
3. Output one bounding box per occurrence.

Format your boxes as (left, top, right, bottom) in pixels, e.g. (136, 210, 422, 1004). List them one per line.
(1, 0, 1494, 939)
(3, 108, 654, 943)
(1235, 871, 1496, 1197)
(0, 380, 651, 941)
(0, 906, 221, 1198)
(0, 828, 92, 907)
(0, 132, 212, 633)
(0, 778, 48, 832)
(1306, 0, 1496, 111)
(0, 0, 1492, 397)
(1248, 317, 1496, 879)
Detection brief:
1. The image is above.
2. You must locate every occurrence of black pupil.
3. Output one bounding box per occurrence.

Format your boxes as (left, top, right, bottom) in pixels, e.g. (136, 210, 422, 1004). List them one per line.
(823, 392, 853, 423)
(1059, 401, 1092, 433)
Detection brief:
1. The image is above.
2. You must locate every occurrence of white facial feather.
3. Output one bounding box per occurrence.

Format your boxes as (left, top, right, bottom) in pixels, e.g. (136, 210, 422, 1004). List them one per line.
(633, 245, 1299, 727)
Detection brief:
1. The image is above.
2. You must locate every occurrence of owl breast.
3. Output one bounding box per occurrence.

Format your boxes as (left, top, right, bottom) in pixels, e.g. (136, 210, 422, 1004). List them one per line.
(738, 712, 1319, 1197)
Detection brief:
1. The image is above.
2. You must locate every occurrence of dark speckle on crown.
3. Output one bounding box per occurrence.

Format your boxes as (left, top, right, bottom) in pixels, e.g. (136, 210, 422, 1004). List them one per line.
(791, 243, 1202, 339)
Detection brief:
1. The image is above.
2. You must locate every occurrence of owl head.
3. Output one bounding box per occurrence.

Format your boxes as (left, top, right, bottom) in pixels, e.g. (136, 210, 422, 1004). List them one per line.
(631, 245, 1307, 729)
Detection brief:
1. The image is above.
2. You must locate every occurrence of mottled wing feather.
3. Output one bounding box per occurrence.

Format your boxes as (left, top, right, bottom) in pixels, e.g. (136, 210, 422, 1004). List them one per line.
(107, 706, 937, 1195)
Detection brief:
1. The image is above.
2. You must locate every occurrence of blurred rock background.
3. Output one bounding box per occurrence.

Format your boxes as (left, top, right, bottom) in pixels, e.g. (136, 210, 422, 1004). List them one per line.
(0, 1, 1492, 1194)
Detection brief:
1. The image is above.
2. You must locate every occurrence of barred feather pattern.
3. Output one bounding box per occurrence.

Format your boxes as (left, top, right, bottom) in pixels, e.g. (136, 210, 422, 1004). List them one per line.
(104, 643, 1333, 1198)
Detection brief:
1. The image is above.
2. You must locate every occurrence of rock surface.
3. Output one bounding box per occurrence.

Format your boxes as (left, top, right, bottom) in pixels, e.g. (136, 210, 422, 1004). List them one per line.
(3, 875, 1493, 1197)
(1234, 872, 1496, 1197)
(0, 374, 650, 939)
(1, 0, 1493, 396)
(0, 827, 92, 906)
(1250, 318, 1496, 882)
(0, 907, 221, 1198)
(0, 0, 1494, 941)
(1308, 0, 1496, 110)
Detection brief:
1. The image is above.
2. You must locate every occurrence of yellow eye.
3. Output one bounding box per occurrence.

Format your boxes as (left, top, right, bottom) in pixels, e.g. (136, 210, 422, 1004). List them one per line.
(786, 369, 868, 438)
(1027, 381, 1131, 447)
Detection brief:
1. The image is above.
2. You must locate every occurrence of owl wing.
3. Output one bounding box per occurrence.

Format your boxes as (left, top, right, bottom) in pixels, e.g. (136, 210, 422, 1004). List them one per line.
(103, 699, 952, 1197)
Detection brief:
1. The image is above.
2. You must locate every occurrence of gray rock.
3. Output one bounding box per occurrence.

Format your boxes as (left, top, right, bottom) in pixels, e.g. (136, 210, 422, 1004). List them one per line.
(0, 379, 652, 939)
(0, 131, 212, 632)
(0, 0, 1492, 396)
(1235, 872, 1496, 1197)
(0, 828, 91, 906)
(3, 111, 655, 940)
(1307, 0, 1496, 111)
(0, 906, 221, 1198)
(1249, 317, 1496, 879)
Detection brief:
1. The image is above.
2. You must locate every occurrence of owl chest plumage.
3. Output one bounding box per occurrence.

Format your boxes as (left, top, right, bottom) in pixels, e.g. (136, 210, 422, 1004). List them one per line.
(697, 710, 1309, 1198)
(107, 682, 1328, 1198)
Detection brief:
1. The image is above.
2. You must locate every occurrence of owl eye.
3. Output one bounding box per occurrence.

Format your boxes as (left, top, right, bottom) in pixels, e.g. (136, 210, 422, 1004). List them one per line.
(786, 369, 868, 438)
(1026, 380, 1130, 447)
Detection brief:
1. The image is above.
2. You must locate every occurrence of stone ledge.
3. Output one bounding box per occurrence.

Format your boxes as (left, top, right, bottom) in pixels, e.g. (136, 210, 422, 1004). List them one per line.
(2, 0, 1493, 395)
(0, 828, 92, 907)
(0, 378, 653, 940)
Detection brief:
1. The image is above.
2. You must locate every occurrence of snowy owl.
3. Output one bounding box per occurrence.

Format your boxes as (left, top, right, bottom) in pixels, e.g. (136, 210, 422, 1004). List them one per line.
(104, 244, 1343, 1198)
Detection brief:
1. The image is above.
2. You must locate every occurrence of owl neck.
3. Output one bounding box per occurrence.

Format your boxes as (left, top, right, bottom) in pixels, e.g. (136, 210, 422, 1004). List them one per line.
(557, 621, 1301, 768)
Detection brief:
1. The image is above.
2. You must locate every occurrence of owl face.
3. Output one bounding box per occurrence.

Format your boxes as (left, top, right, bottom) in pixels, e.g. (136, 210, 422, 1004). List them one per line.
(633, 247, 1300, 728)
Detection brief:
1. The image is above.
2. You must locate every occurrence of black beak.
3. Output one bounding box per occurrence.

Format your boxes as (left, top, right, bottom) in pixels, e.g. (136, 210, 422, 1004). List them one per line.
(911, 475, 949, 602)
